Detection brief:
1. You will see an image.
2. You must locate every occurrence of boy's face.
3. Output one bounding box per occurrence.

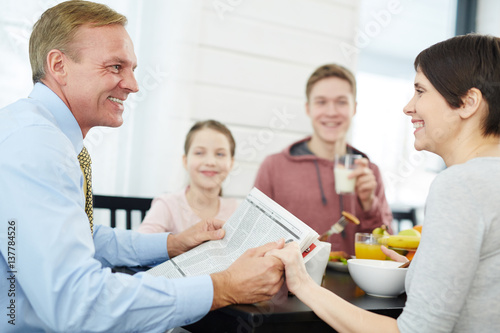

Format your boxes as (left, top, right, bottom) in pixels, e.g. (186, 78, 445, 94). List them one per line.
(306, 77, 356, 146)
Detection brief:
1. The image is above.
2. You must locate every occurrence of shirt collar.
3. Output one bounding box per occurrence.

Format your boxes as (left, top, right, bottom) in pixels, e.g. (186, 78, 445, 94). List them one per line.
(29, 82, 84, 153)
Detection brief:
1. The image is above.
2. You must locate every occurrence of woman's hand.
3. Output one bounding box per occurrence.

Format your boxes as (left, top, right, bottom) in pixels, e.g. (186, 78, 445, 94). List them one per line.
(210, 239, 285, 310)
(266, 241, 315, 296)
(381, 245, 409, 263)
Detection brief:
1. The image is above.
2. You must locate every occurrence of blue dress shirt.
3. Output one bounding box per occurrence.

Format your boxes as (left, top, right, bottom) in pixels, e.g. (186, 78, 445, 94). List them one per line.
(0, 83, 213, 332)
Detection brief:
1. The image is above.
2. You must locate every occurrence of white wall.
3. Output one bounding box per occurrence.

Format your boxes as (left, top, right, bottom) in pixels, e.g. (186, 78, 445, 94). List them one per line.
(190, 0, 360, 198)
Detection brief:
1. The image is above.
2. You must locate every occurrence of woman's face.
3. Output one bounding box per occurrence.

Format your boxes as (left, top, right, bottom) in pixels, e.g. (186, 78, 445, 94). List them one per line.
(183, 128, 234, 192)
(403, 70, 461, 156)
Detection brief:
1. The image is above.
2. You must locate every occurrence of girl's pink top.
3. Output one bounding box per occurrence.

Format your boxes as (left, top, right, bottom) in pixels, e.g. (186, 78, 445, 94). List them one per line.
(137, 187, 239, 234)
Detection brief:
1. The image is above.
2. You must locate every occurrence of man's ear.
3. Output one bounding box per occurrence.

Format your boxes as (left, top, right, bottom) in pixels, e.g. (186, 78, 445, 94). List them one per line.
(45, 49, 67, 85)
(305, 101, 311, 117)
(459, 87, 482, 119)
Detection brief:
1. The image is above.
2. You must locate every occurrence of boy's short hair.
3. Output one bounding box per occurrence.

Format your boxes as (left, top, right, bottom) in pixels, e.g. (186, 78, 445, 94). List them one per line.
(305, 64, 357, 102)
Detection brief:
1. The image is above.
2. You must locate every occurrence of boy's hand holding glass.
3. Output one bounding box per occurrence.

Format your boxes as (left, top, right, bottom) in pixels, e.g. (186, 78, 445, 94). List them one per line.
(334, 155, 376, 211)
(334, 154, 362, 194)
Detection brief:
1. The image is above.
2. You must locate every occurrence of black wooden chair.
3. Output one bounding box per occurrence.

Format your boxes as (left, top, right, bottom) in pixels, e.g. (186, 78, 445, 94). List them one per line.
(93, 194, 153, 230)
(391, 207, 418, 233)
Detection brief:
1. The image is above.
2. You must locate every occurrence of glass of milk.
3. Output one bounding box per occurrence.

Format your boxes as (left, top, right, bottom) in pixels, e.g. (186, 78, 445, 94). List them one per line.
(334, 154, 362, 194)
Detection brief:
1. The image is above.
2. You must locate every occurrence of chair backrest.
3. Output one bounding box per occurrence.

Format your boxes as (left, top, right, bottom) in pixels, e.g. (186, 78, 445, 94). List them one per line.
(93, 195, 153, 230)
(391, 207, 418, 233)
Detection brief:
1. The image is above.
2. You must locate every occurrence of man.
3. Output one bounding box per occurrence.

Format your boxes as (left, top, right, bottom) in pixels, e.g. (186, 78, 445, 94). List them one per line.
(254, 64, 392, 255)
(0, 1, 284, 332)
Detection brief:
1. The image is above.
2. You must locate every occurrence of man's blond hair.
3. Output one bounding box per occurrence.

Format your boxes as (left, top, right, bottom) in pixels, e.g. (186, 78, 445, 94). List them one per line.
(29, 0, 127, 83)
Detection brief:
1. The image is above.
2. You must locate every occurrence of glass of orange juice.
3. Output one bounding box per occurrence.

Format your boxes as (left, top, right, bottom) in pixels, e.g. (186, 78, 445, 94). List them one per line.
(354, 233, 386, 260)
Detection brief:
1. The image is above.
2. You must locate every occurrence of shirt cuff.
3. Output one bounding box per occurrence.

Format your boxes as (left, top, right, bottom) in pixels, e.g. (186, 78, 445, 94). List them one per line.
(134, 232, 170, 265)
(168, 274, 214, 326)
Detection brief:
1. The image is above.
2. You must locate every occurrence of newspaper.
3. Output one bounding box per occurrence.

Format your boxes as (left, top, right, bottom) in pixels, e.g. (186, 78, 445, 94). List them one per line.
(146, 187, 320, 279)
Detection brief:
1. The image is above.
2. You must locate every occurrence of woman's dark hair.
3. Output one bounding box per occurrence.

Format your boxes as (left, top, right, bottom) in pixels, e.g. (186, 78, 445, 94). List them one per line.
(414, 34, 500, 136)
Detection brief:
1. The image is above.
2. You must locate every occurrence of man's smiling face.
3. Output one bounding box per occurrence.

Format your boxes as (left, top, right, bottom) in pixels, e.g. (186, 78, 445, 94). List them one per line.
(62, 23, 139, 136)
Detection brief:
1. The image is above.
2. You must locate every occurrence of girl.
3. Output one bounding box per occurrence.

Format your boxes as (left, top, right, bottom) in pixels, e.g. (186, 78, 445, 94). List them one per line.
(267, 34, 500, 333)
(138, 120, 238, 233)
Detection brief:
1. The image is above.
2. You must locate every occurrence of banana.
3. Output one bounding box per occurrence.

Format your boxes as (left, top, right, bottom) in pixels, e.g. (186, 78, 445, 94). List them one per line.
(387, 235, 420, 249)
(377, 236, 389, 246)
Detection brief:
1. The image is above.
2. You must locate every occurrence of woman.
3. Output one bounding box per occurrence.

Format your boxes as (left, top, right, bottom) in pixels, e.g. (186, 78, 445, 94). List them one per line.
(267, 34, 500, 332)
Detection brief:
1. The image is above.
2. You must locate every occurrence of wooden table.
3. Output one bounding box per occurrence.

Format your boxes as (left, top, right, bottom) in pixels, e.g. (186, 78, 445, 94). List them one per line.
(182, 265, 406, 333)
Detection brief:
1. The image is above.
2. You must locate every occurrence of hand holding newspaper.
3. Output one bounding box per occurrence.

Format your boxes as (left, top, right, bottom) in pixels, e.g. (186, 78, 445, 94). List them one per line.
(147, 188, 329, 280)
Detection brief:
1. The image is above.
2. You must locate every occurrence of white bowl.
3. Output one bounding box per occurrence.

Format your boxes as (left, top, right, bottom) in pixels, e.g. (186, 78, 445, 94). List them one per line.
(347, 259, 407, 298)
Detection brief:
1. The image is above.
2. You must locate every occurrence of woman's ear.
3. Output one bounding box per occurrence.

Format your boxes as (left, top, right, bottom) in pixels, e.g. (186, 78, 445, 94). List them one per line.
(459, 87, 483, 119)
(46, 49, 67, 85)
(182, 155, 188, 170)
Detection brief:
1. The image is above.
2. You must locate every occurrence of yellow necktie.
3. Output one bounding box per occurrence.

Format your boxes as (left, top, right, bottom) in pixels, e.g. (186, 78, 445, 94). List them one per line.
(78, 146, 94, 236)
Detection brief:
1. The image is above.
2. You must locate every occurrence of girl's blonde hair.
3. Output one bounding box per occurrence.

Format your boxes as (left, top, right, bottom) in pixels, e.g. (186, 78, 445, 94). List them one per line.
(184, 120, 236, 157)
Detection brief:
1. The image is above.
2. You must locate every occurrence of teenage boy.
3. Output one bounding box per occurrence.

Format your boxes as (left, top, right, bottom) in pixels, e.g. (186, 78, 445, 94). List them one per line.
(254, 64, 392, 255)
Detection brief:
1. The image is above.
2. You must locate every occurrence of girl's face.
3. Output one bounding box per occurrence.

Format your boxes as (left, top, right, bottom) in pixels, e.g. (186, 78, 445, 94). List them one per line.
(403, 70, 461, 157)
(183, 128, 234, 192)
